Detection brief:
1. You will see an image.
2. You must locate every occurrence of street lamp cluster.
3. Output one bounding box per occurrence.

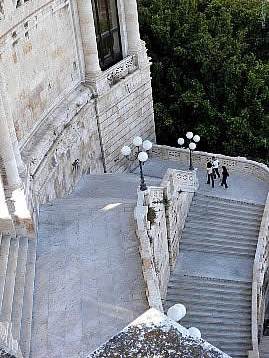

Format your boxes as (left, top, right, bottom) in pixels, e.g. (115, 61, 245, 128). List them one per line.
(121, 136, 153, 191)
(177, 132, 200, 170)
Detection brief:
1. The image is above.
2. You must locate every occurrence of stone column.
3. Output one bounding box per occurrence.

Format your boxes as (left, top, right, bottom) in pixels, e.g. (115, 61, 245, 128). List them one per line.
(124, 0, 141, 53)
(76, 0, 102, 80)
(0, 94, 21, 190)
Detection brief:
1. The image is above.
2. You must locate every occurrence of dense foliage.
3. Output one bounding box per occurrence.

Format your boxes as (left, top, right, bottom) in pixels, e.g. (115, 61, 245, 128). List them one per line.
(138, 0, 269, 163)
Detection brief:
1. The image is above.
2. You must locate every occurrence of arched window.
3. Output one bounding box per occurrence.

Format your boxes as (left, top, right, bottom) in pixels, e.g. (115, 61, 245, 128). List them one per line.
(92, 0, 123, 70)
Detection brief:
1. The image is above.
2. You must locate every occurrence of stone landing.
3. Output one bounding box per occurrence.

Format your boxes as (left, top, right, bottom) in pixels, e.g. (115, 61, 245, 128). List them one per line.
(30, 173, 160, 358)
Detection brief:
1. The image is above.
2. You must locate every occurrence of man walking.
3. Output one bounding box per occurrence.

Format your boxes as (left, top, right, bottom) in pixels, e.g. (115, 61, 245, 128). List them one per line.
(212, 156, 220, 179)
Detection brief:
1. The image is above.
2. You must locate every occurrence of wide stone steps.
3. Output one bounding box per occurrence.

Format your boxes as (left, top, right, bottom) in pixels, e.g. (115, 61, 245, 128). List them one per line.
(186, 212, 260, 228)
(164, 192, 259, 358)
(11, 237, 29, 341)
(180, 241, 256, 256)
(165, 276, 252, 357)
(184, 220, 259, 235)
(193, 193, 264, 210)
(0, 236, 11, 312)
(19, 238, 37, 358)
(0, 235, 36, 358)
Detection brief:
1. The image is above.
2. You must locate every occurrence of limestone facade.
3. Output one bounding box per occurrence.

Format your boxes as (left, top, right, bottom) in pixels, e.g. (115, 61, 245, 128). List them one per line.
(0, 0, 155, 234)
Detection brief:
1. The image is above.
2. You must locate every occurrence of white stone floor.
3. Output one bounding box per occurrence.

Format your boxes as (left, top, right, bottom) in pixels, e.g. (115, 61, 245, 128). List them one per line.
(31, 160, 268, 358)
(136, 159, 269, 204)
(30, 174, 160, 358)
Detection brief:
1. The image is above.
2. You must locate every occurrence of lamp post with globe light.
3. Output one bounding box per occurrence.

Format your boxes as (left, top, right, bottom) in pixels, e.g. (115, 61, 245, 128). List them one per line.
(177, 132, 200, 170)
(121, 136, 153, 191)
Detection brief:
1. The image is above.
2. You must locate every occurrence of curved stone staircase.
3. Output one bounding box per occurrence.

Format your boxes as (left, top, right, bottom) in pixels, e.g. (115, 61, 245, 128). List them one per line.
(0, 233, 36, 358)
(165, 193, 264, 358)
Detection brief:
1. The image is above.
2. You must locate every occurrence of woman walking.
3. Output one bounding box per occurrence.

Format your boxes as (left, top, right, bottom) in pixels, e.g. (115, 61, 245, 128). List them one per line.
(221, 166, 229, 189)
(206, 162, 214, 188)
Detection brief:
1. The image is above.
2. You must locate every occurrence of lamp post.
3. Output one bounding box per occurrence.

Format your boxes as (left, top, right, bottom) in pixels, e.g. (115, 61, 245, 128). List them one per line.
(121, 136, 153, 191)
(177, 132, 200, 170)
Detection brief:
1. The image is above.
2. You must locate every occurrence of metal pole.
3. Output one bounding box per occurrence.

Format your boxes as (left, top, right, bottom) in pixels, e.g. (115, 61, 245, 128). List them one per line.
(189, 149, 194, 170)
(139, 160, 147, 191)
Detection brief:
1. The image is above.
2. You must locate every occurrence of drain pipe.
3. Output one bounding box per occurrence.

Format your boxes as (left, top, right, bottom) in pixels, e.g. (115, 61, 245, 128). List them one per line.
(88, 85, 107, 173)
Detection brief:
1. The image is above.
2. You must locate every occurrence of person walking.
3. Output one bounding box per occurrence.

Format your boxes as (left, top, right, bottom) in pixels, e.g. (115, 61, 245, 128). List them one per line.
(212, 156, 220, 179)
(206, 162, 214, 188)
(221, 166, 229, 189)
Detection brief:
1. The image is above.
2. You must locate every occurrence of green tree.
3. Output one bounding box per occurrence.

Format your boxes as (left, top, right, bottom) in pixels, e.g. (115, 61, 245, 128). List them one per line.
(138, 0, 269, 163)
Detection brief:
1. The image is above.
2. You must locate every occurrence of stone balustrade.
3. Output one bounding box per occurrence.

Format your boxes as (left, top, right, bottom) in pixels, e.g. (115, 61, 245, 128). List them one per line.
(134, 167, 199, 309)
(106, 55, 138, 87)
(249, 192, 269, 358)
(150, 143, 269, 358)
(151, 144, 269, 181)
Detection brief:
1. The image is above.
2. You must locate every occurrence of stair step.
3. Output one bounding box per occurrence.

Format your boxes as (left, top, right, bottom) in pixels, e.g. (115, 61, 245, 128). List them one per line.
(166, 298, 251, 312)
(194, 194, 264, 209)
(19, 238, 37, 358)
(0, 237, 20, 322)
(167, 283, 251, 297)
(11, 237, 29, 341)
(180, 243, 255, 256)
(182, 229, 258, 243)
(189, 205, 263, 220)
(191, 201, 263, 216)
(180, 315, 250, 326)
(167, 289, 251, 303)
(181, 232, 257, 247)
(169, 275, 251, 289)
(0, 235, 11, 312)
(186, 213, 260, 228)
(184, 221, 259, 234)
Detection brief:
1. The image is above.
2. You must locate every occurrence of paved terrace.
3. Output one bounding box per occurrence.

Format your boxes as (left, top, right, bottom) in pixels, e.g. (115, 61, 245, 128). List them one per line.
(31, 159, 268, 358)
(30, 174, 160, 358)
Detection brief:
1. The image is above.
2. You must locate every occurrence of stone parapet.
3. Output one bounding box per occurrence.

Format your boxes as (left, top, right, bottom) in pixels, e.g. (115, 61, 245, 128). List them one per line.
(250, 192, 269, 358)
(134, 167, 198, 307)
(151, 144, 269, 182)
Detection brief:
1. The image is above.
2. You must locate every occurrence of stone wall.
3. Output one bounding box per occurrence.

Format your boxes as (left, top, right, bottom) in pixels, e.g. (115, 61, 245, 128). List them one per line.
(161, 169, 197, 269)
(134, 168, 198, 307)
(97, 58, 156, 173)
(0, 0, 80, 145)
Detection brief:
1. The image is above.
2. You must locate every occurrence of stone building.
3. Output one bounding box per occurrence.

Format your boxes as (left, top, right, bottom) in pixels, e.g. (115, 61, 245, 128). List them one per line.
(0, 0, 155, 213)
(0, 0, 155, 356)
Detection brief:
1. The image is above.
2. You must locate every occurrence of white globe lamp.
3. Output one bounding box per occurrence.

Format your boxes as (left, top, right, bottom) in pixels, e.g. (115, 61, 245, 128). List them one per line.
(189, 142, 196, 151)
(186, 131, 193, 140)
(177, 138, 185, 146)
(133, 136, 143, 147)
(193, 134, 200, 143)
(138, 151, 148, 163)
(188, 327, 201, 339)
(121, 146, 131, 157)
(167, 303, 186, 322)
(142, 140, 153, 151)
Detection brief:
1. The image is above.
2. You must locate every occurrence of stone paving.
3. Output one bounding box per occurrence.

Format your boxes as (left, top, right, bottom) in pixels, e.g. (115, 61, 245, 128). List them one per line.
(30, 174, 160, 358)
(135, 159, 269, 204)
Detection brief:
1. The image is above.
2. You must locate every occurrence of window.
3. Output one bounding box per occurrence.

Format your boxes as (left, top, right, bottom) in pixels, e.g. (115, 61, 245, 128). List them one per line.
(91, 0, 123, 70)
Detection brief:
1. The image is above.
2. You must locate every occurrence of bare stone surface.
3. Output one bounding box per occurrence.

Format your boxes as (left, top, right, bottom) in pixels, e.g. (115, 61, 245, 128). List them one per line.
(31, 174, 160, 358)
(134, 159, 269, 204)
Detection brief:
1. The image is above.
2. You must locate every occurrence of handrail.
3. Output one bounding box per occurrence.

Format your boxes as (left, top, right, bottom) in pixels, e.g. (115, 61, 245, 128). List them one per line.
(249, 193, 269, 357)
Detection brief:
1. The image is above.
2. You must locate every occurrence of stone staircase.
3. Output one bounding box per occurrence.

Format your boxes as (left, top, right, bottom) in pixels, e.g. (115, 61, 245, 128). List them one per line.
(165, 193, 264, 358)
(183, 193, 263, 257)
(0, 233, 36, 357)
(260, 336, 269, 358)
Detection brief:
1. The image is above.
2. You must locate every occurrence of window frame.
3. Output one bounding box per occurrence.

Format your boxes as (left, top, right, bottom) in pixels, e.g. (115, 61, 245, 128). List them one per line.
(91, 0, 123, 70)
